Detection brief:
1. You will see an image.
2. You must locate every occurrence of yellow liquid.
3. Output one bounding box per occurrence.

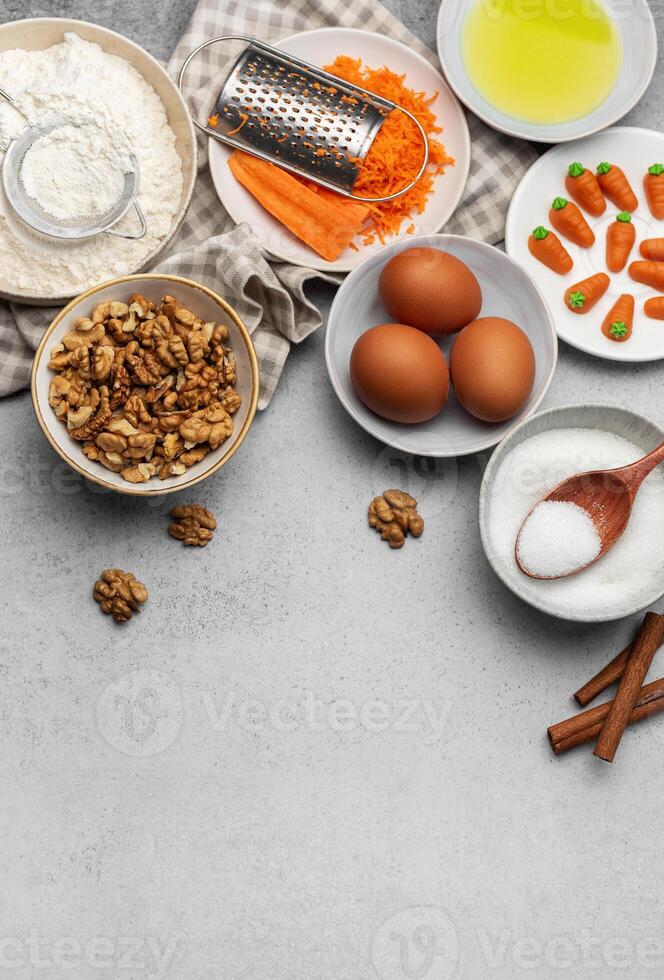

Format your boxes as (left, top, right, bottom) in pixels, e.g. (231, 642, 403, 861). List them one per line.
(462, 0, 622, 125)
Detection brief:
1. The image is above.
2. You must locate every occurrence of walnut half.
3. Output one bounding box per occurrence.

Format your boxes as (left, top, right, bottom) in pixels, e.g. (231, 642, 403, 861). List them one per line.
(93, 569, 148, 622)
(368, 489, 424, 550)
(168, 504, 217, 547)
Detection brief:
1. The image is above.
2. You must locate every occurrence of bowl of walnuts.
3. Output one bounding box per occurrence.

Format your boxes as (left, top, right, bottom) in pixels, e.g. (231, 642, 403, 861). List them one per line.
(31, 274, 259, 495)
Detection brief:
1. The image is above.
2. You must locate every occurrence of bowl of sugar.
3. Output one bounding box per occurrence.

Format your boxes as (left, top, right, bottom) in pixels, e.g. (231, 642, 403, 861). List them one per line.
(479, 404, 664, 622)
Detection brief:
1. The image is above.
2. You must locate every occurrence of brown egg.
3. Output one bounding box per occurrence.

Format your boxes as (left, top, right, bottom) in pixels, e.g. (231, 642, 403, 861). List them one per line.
(378, 247, 483, 336)
(350, 323, 449, 424)
(449, 317, 535, 423)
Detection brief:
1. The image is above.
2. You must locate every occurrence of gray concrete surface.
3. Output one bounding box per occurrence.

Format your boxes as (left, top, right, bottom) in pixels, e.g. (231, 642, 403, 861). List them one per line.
(2, 1, 664, 979)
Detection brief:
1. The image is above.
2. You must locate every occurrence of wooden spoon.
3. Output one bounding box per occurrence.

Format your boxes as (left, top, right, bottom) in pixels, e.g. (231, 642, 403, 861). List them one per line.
(515, 439, 664, 580)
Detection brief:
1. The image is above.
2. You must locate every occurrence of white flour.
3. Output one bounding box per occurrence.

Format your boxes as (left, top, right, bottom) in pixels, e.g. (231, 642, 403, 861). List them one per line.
(20, 122, 127, 221)
(0, 33, 183, 296)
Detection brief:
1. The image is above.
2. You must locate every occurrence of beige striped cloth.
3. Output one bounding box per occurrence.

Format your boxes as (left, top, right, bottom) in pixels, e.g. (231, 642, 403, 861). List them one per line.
(0, 0, 536, 408)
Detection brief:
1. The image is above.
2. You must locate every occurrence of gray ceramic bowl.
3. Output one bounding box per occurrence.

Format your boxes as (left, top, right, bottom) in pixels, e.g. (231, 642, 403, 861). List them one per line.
(436, 0, 657, 143)
(325, 233, 557, 458)
(479, 404, 664, 622)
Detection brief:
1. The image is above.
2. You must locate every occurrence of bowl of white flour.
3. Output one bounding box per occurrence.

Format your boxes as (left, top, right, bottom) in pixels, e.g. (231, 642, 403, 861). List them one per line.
(479, 404, 664, 622)
(0, 19, 197, 304)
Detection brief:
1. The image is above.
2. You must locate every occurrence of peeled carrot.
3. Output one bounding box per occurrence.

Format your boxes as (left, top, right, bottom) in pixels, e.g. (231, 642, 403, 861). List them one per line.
(601, 294, 634, 342)
(629, 260, 664, 291)
(644, 296, 664, 320)
(640, 238, 664, 261)
(549, 196, 594, 247)
(528, 225, 573, 274)
(565, 273, 610, 314)
(596, 162, 638, 212)
(565, 162, 606, 216)
(227, 151, 369, 262)
(606, 212, 635, 272)
(644, 163, 664, 219)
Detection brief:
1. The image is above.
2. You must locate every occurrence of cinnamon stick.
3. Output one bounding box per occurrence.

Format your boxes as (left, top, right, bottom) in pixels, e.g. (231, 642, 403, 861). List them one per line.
(549, 676, 664, 754)
(594, 612, 664, 762)
(573, 612, 664, 706)
(573, 644, 632, 706)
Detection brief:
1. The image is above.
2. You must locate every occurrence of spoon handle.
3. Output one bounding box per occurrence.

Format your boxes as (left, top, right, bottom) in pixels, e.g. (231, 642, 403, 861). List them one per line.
(616, 439, 664, 493)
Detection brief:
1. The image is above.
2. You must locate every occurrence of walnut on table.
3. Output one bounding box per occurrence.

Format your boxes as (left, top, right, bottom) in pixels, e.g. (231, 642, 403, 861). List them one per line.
(47, 293, 242, 485)
(168, 504, 217, 547)
(93, 569, 148, 623)
(368, 489, 424, 549)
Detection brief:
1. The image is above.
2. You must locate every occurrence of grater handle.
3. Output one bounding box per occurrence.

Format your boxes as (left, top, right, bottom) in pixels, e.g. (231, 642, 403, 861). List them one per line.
(346, 105, 429, 204)
(177, 35, 256, 141)
(177, 35, 430, 204)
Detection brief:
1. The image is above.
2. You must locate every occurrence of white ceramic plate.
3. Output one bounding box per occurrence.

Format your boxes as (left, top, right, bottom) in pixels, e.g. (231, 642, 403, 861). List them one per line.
(208, 27, 470, 273)
(325, 233, 557, 458)
(436, 0, 657, 144)
(479, 404, 664, 622)
(31, 275, 259, 496)
(506, 127, 664, 363)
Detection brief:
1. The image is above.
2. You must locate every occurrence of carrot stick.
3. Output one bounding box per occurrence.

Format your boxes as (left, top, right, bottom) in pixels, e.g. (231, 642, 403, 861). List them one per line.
(601, 293, 634, 342)
(565, 162, 606, 216)
(606, 212, 635, 272)
(596, 162, 638, 212)
(629, 260, 664, 291)
(644, 296, 664, 320)
(549, 197, 594, 247)
(565, 273, 610, 314)
(227, 151, 369, 262)
(528, 225, 573, 274)
(644, 163, 664, 219)
(639, 238, 664, 261)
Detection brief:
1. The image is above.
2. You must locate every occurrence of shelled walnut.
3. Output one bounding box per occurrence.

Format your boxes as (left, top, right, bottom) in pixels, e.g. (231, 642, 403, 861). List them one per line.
(168, 504, 217, 547)
(93, 569, 148, 622)
(368, 489, 424, 549)
(48, 293, 242, 484)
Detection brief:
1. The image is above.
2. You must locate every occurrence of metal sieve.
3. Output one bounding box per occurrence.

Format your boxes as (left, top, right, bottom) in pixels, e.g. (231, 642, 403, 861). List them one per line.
(0, 87, 147, 241)
(178, 35, 429, 203)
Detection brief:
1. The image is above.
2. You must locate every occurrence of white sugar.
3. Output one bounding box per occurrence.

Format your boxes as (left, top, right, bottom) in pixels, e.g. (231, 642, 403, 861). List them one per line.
(489, 427, 664, 616)
(517, 500, 601, 577)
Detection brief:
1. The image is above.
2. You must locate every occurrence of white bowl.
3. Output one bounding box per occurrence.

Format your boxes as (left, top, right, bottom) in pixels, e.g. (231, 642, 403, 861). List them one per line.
(31, 275, 259, 496)
(479, 404, 664, 622)
(436, 0, 657, 143)
(0, 18, 197, 305)
(208, 27, 470, 273)
(325, 233, 558, 457)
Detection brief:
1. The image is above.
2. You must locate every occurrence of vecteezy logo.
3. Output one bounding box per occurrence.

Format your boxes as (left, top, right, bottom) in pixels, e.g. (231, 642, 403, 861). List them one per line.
(96, 670, 182, 757)
(372, 906, 458, 980)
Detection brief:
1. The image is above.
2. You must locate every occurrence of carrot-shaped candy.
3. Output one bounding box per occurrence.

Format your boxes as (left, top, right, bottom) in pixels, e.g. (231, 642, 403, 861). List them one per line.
(629, 260, 664, 291)
(528, 225, 573, 274)
(644, 296, 664, 320)
(640, 238, 664, 261)
(565, 162, 606, 216)
(601, 294, 634, 342)
(643, 296, 664, 320)
(549, 197, 594, 247)
(565, 272, 610, 314)
(596, 162, 638, 212)
(606, 212, 635, 272)
(644, 163, 664, 219)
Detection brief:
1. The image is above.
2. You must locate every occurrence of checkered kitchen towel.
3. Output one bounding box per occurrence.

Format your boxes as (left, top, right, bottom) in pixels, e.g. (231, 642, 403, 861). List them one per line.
(0, 0, 537, 407)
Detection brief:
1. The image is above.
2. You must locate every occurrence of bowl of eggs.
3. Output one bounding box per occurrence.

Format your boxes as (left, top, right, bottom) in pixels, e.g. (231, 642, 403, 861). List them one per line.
(325, 234, 558, 457)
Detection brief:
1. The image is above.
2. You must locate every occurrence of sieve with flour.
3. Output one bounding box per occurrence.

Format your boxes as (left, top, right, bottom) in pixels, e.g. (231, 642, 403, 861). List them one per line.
(0, 86, 147, 241)
(177, 35, 429, 203)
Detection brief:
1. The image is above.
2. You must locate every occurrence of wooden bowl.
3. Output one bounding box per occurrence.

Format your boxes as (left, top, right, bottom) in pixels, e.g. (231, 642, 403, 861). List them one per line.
(0, 18, 197, 305)
(31, 275, 259, 496)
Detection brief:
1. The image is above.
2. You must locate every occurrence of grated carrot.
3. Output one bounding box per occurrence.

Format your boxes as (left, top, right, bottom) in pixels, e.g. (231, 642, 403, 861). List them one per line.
(227, 113, 249, 137)
(323, 56, 454, 244)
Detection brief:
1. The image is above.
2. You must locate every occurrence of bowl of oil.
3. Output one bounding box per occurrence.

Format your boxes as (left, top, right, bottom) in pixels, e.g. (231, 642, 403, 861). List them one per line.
(436, 0, 657, 143)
